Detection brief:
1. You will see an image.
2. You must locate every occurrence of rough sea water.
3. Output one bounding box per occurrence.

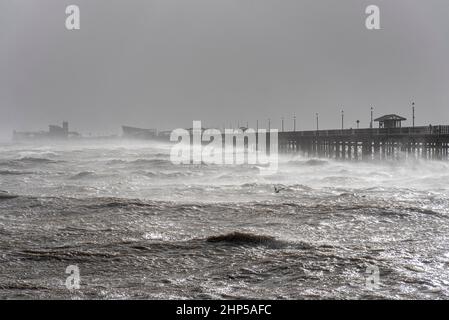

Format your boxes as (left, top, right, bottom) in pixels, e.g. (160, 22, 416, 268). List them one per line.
(1, 140, 449, 299)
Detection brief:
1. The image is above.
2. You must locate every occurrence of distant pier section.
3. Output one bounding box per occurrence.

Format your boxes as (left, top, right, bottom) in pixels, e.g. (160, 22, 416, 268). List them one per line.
(277, 114, 449, 161)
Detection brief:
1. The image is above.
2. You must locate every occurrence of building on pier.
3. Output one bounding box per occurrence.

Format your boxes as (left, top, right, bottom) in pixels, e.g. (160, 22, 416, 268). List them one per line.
(374, 114, 407, 128)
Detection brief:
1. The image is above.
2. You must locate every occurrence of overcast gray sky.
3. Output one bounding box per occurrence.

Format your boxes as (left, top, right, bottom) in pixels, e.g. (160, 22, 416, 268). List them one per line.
(1, 0, 449, 138)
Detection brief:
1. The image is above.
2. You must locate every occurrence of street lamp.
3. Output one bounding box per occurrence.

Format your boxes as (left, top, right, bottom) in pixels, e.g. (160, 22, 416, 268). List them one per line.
(341, 110, 344, 130)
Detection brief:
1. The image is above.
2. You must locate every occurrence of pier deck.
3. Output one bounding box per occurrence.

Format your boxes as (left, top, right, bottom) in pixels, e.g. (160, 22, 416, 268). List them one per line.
(277, 125, 449, 160)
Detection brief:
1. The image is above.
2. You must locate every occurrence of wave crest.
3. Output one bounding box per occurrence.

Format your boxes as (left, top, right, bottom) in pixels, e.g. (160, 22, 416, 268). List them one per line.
(0, 170, 32, 175)
(0, 191, 19, 199)
(206, 232, 282, 247)
(69, 171, 95, 180)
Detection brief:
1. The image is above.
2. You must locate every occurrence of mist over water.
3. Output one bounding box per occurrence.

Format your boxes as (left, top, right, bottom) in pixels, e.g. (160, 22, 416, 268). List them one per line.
(1, 141, 449, 299)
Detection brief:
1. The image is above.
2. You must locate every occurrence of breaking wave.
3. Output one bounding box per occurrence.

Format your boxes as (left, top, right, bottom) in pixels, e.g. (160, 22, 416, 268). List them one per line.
(206, 232, 284, 247)
(18, 157, 59, 163)
(69, 171, 96, 180)
(0, 170, 32, 175)
(288, 159, 329, 166)
(0, 191, 19, 199)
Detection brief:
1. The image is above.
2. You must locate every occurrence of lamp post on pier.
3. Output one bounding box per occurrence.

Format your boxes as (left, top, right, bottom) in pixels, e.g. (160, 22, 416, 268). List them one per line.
(341, 110, 344, 130)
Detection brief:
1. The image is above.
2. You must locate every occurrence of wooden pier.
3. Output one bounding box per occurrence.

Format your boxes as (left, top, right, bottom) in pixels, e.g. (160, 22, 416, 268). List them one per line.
(277, 125, 449, 161)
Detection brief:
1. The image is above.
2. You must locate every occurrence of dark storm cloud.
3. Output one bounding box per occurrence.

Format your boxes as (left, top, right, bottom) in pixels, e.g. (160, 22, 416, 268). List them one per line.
(1, 0, 449, 138)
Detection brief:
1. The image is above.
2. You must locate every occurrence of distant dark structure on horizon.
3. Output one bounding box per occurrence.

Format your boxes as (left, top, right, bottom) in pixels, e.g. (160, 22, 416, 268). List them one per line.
(121, 125, 171, 141)
(122, 125, 157, 139)
(13, 121, 80, 141)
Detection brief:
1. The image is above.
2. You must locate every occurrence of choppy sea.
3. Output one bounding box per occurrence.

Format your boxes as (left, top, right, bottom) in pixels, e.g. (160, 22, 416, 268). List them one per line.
(1, 140, 449, 299)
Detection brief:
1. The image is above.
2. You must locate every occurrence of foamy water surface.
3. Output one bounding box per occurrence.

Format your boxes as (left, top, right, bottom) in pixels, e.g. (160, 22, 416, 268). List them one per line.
(1, 140, 449, 299)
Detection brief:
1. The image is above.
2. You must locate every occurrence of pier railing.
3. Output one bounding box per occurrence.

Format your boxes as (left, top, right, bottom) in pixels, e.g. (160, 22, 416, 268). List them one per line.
(281, 125, 449, 137)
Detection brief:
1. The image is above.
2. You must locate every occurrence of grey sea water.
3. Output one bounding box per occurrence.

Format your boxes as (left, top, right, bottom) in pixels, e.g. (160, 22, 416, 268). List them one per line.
(1, 140, 449, 299)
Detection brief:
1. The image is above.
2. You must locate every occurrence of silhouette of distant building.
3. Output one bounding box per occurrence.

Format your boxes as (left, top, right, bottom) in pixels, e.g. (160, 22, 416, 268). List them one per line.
(13, 121, 79, 140)
(49, 121, 69, 138)
(122, 126, 157, 139)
